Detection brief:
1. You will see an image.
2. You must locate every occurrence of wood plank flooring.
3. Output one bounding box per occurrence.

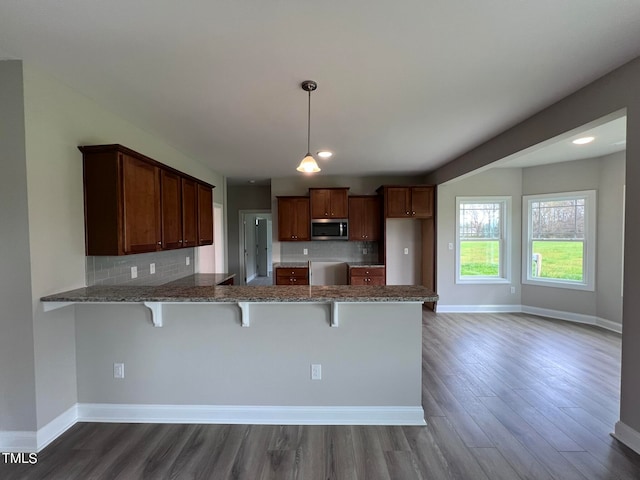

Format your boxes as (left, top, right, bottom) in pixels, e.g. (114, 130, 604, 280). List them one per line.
(3, 311, 640, 479)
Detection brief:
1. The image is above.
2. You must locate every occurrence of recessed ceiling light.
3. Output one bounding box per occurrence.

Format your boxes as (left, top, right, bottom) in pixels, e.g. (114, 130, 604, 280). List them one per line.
(572, 136, 595, 145)
(248, 180, 256, 184)
(317, 150, 333, 159)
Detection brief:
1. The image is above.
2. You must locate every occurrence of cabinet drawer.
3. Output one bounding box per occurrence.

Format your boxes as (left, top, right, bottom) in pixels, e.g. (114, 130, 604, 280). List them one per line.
(276, 275, 309, 285)
(350, 276, 385, 286)
(276, 267, 308, 278)
(349, 267, 385, 277)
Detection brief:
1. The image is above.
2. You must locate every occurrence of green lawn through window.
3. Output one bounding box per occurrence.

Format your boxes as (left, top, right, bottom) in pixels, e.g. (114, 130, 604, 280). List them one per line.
(459, 240, 583, 280)
(531, 240, 583, 281)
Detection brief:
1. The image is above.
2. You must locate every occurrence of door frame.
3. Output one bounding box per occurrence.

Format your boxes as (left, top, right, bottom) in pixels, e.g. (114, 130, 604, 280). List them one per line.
(238, 209, 271, 285)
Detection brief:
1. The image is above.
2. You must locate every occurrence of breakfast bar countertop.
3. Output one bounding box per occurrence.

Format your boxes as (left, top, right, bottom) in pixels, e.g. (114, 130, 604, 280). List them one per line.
(41, 284, 438, 304)
(163, 273, 236, 287)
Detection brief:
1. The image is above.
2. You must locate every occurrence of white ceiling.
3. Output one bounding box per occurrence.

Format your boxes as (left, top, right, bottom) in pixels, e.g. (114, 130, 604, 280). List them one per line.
(1, 1, 639, 182)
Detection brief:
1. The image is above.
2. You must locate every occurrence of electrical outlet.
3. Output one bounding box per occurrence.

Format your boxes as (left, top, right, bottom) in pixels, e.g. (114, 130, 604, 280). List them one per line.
(150, 263, 156, 274)
(113, 363, 125, 379)
(404, 247, 409, 255)
(510, 286, 516, 294)
(130, 266, 138, 279)
(363, 248, 368, 255)
(303, 248, 308, 255)
(448, 242, 454, 250)
(311, 364, 322, 380)
(186, 256, 190, 266)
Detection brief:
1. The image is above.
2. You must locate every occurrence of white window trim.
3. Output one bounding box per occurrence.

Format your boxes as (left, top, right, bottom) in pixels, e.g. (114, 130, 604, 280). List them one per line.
(522, 190, 596, 291)
(456, 196, 511, 285)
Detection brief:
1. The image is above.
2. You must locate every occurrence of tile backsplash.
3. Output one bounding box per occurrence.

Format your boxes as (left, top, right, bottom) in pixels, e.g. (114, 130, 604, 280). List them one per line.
(280, 241, 378, 263)
(86, 248, 195, 286)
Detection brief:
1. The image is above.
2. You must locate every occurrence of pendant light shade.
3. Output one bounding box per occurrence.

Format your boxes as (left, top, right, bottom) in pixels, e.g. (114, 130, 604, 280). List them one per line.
(297, 153, 321, 173)
(296, 80, 321, 173)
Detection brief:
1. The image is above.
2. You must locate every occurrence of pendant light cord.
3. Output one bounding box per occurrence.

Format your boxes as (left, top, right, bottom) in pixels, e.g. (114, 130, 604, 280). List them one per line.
(307, 89, 311, 154)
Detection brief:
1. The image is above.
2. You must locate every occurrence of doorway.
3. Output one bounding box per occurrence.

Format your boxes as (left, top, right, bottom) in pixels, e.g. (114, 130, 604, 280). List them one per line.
(239, 210, 272, 285)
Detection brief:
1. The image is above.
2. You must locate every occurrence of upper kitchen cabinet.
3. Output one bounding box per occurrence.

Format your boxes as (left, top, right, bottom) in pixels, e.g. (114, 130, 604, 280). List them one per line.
(181, 177, 199, 247)
(81, 144, 214, 255)
(378, 185, 434, 218)
(309, 188, 349, 219)
(277, 196, 310, 241)
(197, 182, 213, 246)
(161, 170, 183, 249)
(348, 195, 381, 241)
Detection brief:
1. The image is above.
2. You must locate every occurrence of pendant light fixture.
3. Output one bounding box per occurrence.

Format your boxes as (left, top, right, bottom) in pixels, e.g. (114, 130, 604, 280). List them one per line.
(296, 80, 321, 173)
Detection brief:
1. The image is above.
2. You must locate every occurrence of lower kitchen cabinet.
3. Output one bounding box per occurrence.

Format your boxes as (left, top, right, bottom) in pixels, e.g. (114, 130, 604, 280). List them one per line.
(275, 267, 309, 285)
(348, 266, 385, 285)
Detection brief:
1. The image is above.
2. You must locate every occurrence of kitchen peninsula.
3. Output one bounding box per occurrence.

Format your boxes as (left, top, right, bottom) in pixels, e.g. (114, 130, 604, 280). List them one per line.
(42, 282, 437, 425)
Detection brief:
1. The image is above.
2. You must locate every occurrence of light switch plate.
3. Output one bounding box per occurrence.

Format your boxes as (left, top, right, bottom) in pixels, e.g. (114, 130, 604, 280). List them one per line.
(130, 266, 138, 279)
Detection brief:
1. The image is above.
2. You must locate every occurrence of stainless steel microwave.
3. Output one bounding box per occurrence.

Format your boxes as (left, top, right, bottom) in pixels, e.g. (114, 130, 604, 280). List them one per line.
(311, 219, 349, 240)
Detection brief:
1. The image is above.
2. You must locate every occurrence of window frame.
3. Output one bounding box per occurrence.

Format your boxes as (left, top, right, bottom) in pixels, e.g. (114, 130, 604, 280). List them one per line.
(522, 190, 596, 291)
(455, 196, 511, 285)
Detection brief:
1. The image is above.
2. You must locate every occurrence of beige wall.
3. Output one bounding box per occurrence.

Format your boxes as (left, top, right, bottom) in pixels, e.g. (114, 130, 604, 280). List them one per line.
(436, 168, 523, 307)
(75, 303, 422, 407)
(0, 61, 37, 432)
(427, 56, 640, 440)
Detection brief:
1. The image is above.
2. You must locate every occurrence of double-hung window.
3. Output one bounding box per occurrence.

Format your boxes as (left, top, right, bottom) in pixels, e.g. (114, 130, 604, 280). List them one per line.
(523, 190, 596, 290)
(456, 197, 510, 283)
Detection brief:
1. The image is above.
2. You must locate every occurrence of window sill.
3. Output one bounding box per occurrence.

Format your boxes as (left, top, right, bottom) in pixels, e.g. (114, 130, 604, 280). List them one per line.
(522, 278, 594, 292)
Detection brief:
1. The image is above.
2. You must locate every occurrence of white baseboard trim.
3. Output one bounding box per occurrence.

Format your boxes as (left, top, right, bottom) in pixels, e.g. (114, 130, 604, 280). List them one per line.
(435, 304, 622, 334)
(37, 404, 78, 452)
(596, 317, 623, 334)
(436, 304, 522, 313)
(0, 405, 78, 453)
(0, 431, 36, 453)
(521, 305, 596, 326)
(613, 421, 640, 455)
(77, 403, 426, 426)
(1, 403, 425, 452)
(246, 273, 257, 283)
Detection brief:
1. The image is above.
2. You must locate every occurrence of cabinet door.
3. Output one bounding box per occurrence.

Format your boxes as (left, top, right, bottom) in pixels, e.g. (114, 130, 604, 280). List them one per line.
(278, 197, 310, 241)
(310, 189, 348, 218)
(182, 178, 198, 247)
(410, 186, 434, 218)
(161, 170, 183, 249)
(349, 196, 379, 241)
(197, 183, 213, 245)
(310, 189, 331, 218)
(122, 154, 161, 254)
(385, 187, 411, 217)
(329, 189, 349, 218)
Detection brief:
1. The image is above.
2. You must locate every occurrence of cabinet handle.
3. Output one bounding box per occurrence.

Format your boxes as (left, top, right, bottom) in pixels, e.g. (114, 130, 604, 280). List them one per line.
(157, 241, 161, 245)
(405, 211, 410, 215)
(179, 240, 183, 243)
(412, 211, 416, 215)
(325, 212, 328, 216)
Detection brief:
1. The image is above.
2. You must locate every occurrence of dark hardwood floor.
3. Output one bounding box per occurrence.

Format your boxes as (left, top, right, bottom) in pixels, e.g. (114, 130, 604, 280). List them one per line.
(3, 311, 639, 479)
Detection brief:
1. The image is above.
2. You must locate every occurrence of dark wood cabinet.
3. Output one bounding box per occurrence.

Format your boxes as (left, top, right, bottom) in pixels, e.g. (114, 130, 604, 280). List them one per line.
(378, 186, 434, 218)
(277, 196, 310, 241)
(348, 196, 381, 241)
(122, 154, 162, 254)
(309, 188, 349, 219)
(197, 183, 213, 246)
(81, 144, 214, 255)
(349, 266, 385, 285)
(275, 267, 309, 285)
(181, 178, 198, 247)
(161, 170, 183, 249)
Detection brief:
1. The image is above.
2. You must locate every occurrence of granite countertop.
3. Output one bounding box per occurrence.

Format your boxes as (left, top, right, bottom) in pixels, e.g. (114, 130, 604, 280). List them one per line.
(273, 262, 310, 269)
(41, 284, 438, 304)
(347, 263, 385, 268)
(163, 273, 235, 287)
